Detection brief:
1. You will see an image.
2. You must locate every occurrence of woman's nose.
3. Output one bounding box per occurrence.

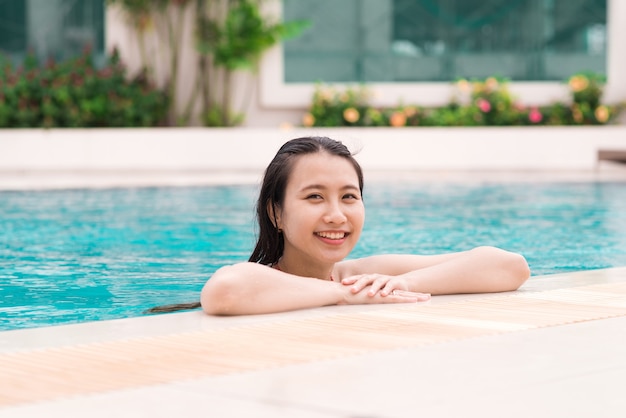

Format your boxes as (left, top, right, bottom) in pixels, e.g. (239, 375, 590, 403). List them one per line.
(323, 202, 347, 224)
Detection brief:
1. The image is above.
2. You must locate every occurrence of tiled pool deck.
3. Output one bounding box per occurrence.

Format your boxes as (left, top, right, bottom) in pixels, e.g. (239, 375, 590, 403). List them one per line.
(1, 164, 626, 418)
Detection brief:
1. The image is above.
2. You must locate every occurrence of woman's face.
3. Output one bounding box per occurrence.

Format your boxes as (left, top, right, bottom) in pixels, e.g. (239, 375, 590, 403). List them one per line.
(275, 151, 365, 268)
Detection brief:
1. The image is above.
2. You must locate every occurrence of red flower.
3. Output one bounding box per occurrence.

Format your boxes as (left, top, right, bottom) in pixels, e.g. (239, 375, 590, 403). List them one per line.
(476, 99, 491, 113)
(528, 108, 543, 124)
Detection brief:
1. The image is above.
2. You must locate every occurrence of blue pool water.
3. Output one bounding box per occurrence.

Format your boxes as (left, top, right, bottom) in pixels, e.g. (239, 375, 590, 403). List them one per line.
(1, 182, 626, 331)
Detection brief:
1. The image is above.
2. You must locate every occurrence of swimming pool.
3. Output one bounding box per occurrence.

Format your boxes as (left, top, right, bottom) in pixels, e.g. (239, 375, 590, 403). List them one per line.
(2, 182, 626, 331)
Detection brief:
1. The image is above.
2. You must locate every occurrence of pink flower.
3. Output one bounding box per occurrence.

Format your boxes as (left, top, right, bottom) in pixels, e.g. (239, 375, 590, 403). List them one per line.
(476, 99, 491, 113)
(528, 107, 543, 124)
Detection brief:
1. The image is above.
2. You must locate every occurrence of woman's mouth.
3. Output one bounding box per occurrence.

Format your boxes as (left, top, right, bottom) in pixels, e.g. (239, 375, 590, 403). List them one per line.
(315, 231, 347, 240)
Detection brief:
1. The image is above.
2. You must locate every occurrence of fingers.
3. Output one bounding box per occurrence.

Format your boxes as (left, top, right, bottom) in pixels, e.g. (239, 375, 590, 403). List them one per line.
(379, 282, 394, 297)
(375, 290, 429, 304)
(342, 287, 430, 306)
(341, 276, 358, 285)
(341, 275, 431, 302)
(342, 274, 389, 295)
(389, 289, 431, 302)
(367, 276, 388, 296)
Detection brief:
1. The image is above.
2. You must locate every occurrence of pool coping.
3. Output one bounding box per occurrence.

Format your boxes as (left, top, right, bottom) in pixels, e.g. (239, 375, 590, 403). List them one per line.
(1, 164, 626, 191)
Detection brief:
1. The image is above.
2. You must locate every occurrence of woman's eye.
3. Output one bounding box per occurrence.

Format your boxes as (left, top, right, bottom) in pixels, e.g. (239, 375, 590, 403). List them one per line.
(306, 194, 323, 200)
(343, 194, 360, 200)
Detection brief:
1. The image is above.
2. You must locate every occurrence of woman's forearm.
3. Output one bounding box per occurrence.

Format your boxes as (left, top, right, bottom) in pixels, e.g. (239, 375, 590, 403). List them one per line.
(201, 262, 345, 315)
(402, 246, 530, 295)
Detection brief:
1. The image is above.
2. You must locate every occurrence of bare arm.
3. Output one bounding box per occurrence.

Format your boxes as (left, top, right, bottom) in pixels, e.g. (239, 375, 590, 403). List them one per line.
(340, 246, 530, 295)
(201, 262, 427, 316)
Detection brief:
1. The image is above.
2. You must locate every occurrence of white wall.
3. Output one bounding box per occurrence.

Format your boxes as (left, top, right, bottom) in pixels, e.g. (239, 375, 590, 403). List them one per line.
(1, 126, 625, 172)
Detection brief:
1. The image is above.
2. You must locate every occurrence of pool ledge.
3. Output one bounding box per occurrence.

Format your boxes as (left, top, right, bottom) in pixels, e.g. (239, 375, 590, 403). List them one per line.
(1, 126, 626, 168)
(1, 267, 626, 418)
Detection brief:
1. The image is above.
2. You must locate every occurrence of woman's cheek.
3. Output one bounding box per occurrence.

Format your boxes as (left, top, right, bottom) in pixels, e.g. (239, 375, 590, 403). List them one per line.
(352, 204, 366, 226)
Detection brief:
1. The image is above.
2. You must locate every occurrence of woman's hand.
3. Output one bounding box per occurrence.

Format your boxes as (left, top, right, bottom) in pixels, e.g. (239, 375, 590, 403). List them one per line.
(340, 274, 430, 302)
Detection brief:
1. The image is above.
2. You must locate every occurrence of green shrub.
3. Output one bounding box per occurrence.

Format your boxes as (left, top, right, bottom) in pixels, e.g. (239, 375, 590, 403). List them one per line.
(0, 47, 168, 128)
(302, 74, 624, 128)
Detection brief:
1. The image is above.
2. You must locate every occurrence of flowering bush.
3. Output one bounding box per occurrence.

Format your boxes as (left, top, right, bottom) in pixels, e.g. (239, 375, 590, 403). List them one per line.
(567, 72, 613, 124)
(302, 74, 623, 128)
(304, 84, 372, 127)
(0, 48, 169, 128)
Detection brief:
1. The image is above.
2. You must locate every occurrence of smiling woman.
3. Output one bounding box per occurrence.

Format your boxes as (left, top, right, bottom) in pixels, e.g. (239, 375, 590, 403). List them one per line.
(256, 138, 365, 280)
(197, 136, 530, 316)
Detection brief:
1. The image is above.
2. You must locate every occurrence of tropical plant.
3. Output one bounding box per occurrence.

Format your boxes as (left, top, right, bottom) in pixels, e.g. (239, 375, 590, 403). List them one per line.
(194, 0, 308, 126)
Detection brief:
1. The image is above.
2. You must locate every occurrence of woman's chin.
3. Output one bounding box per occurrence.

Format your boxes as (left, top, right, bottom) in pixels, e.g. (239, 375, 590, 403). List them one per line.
(320, 250, 352, 264)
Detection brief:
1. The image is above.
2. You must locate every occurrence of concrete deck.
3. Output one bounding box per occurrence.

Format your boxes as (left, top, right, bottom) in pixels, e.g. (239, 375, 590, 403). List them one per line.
(1, 267, 626, 418)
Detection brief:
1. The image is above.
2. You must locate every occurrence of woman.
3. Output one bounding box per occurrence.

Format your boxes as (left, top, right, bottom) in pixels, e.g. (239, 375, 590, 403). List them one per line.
(200, 136, 530, 315)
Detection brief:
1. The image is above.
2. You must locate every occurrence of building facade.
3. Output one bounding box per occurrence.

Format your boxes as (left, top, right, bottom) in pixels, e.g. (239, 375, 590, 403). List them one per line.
(1, 0, 624, 126)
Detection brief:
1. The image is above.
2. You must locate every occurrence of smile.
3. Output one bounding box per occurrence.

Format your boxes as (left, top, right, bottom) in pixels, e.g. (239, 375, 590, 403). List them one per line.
(315, 232, 347, 240)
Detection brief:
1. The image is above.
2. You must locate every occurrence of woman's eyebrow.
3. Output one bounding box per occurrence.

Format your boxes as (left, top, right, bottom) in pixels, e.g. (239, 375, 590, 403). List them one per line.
(300, 184, 360, 192)
(300, 184, 325, 191)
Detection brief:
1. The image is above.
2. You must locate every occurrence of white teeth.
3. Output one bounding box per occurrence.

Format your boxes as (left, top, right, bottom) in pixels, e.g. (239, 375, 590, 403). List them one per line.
(317, 232, 345, 240)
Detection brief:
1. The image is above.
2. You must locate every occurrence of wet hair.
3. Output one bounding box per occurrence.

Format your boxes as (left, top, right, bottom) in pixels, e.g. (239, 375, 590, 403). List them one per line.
(249, 136, 364, 266)
(144, 136, 362, 314)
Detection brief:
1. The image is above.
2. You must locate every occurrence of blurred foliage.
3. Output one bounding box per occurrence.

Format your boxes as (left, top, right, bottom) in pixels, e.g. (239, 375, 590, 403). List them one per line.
(197, 0, 308, 72)
(109, 0, 308, 126)
(107, 0, 192, 125)
(195, 0, 309, 126)
(0, 47, 168, 128)
(303, 74, 623, 128)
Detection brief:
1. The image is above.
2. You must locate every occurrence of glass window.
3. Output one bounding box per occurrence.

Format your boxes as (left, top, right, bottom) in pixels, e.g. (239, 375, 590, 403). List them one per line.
(0, 0, 105, 65)
(283, 0, 607, 82)
(0, 1, 27, 53)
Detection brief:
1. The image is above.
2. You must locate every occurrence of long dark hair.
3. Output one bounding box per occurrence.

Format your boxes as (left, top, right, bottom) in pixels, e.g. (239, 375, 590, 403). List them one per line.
(145, 136, 363, 314)
(249, 136, 363, 266)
